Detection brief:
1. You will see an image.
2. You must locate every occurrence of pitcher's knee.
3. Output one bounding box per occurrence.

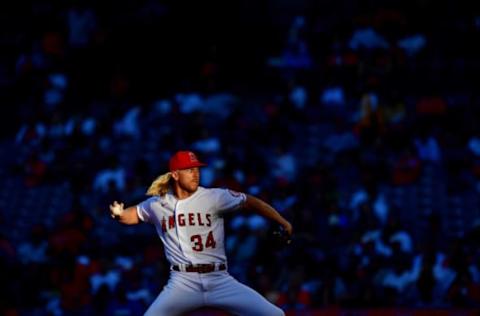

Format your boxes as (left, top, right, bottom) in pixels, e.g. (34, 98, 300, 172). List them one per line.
(274, 307, 286, 316)
(143, 308, 157, 316)
(262, 305, 285, 316)
(144, 305, 170, 316)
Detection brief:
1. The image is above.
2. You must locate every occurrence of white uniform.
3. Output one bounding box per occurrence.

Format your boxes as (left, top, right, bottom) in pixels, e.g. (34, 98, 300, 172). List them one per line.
(137, 186, 284, 316)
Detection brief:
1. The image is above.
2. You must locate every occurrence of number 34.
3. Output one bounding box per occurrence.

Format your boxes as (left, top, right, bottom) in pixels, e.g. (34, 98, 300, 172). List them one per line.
(190, 231, 216, 251)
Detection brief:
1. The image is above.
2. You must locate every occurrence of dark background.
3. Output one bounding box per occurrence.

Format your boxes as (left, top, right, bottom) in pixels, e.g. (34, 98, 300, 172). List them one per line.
(1, 0, 480, 315)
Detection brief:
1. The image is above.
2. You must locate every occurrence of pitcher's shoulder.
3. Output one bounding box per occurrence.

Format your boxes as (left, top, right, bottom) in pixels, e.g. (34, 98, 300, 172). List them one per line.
(197, 186, 222, 197)
(200, 187, 244, 198)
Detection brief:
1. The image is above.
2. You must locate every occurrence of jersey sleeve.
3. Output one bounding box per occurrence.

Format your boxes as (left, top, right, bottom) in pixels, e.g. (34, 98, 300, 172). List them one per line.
(211, 188, 246, 214)
(136, 197, 156, 223)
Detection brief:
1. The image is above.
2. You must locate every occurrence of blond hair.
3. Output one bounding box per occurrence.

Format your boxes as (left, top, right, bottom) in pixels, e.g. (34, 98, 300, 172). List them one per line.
(146, 172, 172, 196)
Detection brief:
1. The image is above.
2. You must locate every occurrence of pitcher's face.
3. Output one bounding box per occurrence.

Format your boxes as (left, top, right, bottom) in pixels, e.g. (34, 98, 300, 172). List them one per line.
(173, 167, 200, 193)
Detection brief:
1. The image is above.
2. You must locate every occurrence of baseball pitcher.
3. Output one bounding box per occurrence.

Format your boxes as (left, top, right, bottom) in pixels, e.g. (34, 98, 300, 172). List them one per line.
(109, 150, 292, 316)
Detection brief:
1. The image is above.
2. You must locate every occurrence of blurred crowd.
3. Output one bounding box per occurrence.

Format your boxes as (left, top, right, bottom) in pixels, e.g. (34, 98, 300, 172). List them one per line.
(1, 0, 480, 315)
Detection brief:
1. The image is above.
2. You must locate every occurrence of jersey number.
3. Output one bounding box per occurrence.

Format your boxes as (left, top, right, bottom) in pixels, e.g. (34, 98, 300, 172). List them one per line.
(190, 231, 216, 252)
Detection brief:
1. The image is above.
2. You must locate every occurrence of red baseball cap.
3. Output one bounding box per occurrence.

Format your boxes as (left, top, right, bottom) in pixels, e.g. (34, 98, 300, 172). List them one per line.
(169, 151, 206, 171)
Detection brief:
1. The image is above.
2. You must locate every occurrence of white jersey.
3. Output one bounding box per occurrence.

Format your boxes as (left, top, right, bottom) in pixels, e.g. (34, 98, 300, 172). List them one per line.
(136, 186, 246, 265)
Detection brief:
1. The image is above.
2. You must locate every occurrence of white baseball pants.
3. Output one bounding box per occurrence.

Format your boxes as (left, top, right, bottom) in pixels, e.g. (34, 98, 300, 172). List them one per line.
(144, 270, 285, 316)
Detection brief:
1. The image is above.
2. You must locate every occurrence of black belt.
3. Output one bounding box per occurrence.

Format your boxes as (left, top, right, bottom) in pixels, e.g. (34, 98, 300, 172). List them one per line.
(172, 263, 226, 273)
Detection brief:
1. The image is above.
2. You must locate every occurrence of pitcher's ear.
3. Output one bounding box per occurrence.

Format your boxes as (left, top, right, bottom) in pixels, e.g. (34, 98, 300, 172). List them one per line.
(171, 170, 179, 180)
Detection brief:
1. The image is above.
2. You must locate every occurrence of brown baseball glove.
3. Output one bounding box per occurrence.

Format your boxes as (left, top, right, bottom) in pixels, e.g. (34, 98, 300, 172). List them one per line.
(270, 225, 292, 249)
